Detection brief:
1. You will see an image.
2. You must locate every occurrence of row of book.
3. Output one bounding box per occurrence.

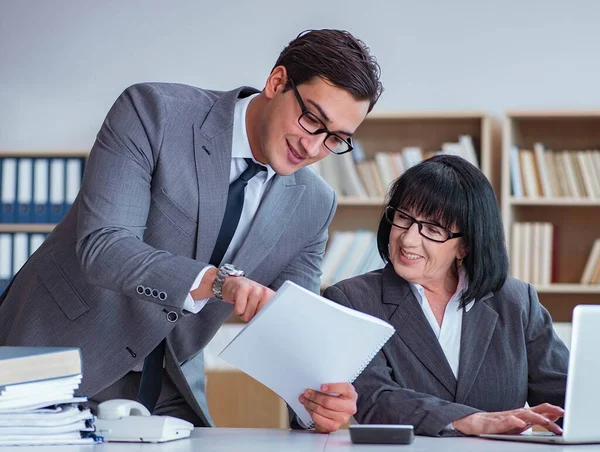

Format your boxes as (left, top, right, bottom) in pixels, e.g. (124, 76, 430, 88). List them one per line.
(0, 232, 47, 293)
(510, 222, 554, 285)
(510, 145, 600, 198)
(581, 239, 600, 285)
(320, 230, 385, 288)
(313, 136, 479, 198)
(0, 157, 85, 223)
(0, 347, 100, 446)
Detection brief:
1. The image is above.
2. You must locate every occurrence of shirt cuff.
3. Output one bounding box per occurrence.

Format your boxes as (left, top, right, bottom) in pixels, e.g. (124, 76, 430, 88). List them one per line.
(182, 265, 215, 314)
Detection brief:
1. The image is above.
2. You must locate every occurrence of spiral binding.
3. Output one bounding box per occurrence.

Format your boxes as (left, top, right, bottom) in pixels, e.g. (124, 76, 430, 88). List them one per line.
(305, 328, 394, 430)
(349, 329, 395, 383)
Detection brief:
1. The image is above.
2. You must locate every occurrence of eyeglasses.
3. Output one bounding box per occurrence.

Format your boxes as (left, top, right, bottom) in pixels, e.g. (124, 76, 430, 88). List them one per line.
(289, 77, 354, 155)
(384, 206, 464, 243)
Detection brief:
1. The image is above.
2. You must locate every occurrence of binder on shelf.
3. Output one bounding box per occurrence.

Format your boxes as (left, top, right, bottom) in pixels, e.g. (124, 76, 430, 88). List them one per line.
(49, 159, 65, 223)
(29, 233, 47, 257)
(64, 158, 83, 214)
(219, 280, 395, 427)
(17, 159, 34, 223)
(1, 158, 17, 223)
(0, 234, 12, 294)
(33, 159, 50, 223)
(12, 233, 29, 277)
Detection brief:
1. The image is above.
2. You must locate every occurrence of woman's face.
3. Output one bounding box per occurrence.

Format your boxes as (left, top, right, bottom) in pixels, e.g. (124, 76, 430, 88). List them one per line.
(388, 208, 468, 288)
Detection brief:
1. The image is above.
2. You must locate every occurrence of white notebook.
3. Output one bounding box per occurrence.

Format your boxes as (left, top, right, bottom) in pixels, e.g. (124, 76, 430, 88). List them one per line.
(219, 280, 395, 427)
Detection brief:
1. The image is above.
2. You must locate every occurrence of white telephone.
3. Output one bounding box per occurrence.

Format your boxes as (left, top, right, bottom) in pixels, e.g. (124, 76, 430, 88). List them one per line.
(94, 399, 193, 443)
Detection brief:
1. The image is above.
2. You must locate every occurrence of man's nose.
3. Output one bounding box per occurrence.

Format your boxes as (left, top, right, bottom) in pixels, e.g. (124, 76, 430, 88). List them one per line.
(300, 133, 325, 158)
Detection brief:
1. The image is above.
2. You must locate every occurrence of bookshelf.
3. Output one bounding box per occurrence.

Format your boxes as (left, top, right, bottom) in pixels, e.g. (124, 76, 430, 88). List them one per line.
(502, 111, 600, 321)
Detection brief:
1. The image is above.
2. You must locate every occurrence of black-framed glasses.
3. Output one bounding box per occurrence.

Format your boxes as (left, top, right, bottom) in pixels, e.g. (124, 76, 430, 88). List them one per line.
(384, 206, 464, 243)
(289, 77, 354, 155)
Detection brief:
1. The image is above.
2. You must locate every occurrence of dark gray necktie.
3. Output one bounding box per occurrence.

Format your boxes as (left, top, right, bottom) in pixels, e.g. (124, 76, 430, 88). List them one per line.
(209, 158, 267, 267)
(138, 158, 266, 412)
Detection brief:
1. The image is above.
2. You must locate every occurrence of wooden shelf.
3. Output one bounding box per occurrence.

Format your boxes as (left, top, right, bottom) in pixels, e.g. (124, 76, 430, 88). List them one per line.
(337, 197, 385, 206)
(502, 111, 600, 320)
(0, 224, 56, 233)
(535, 284, 600, 294)
(510, 197, 600, 206)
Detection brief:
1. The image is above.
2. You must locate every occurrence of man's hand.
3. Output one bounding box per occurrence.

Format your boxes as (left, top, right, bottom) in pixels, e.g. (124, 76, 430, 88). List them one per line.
(299, 383, 357, 433)
(221, 276, 275, 322)
(452, 403, 565, 436)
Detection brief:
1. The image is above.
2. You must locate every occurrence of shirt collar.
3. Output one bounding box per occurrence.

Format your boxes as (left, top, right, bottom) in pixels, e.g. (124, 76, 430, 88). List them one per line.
(232, 93, 276, 181)
(408, 266, 475, 312)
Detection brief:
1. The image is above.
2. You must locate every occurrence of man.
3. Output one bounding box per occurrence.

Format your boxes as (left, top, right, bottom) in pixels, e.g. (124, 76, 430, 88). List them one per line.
(0, 29, 382, 433)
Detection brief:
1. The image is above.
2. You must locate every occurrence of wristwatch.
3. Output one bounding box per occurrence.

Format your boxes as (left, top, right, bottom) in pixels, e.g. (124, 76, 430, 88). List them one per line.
(212, 263, 245, 299)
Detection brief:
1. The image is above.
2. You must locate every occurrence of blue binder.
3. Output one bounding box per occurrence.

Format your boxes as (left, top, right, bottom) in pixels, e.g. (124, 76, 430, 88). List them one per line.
(0, 233, 12, 294)
(17, 159, 34, 223)
(1, 158, 17, 223)
(49, 158, 66, 223)
(33, 158, 50, 223)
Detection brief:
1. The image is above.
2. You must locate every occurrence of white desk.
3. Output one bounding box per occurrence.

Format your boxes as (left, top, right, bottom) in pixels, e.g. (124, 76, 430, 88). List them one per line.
(3, 428, 600, 451)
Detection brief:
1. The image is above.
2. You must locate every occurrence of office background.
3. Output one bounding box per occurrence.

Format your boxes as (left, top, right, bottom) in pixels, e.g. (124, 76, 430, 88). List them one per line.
(1, 0, 599, 428)
(1, 0, 599, 149)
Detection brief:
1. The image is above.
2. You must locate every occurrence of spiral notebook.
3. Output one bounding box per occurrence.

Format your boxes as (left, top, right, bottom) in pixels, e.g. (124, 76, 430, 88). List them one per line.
(219, 280, 395, 427)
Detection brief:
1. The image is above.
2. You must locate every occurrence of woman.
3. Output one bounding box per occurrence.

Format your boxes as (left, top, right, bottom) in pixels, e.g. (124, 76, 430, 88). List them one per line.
(323, 154, 568, 437)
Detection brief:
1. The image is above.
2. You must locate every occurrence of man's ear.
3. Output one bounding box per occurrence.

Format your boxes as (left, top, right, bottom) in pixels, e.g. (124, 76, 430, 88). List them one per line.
(264, 65, 288, 99)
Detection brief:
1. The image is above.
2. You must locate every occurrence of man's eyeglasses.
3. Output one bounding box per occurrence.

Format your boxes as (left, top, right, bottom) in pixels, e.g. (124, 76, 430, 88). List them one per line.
(384, 206, 464, 243)
(289, 77, 353, 155)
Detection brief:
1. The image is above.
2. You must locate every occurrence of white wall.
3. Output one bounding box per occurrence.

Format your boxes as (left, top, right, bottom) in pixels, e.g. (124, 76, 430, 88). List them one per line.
(1, 0, 598, 150)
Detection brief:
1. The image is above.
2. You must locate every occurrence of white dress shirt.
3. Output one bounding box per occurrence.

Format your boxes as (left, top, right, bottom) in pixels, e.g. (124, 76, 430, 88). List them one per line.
(408, 266, 474, 379)
(182, 92, 276, 313)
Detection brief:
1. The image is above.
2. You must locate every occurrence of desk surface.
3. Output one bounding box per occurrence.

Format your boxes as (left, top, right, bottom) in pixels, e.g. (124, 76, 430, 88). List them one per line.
(4, 428, 600, 451)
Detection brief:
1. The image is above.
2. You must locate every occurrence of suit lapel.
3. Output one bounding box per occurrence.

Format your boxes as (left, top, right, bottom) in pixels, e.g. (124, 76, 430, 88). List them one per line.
(232, 175, 305, 277)
(192, 87, 258, 263)
(382, 266, 457, 397)
(456, 293, 498, 403)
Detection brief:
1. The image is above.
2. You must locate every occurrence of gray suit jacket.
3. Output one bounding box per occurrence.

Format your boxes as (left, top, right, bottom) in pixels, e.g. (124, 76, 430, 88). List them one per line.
(0, 83, 336, 426)
(323, 265, 568, 436)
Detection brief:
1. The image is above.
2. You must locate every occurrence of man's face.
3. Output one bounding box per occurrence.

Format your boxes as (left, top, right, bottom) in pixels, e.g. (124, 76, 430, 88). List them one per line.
(254, 69, 370, 176)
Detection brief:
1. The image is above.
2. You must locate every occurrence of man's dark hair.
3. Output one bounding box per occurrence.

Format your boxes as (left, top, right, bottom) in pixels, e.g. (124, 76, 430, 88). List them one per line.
(376, 154, 509, 306)
(274, 29, 383, 112)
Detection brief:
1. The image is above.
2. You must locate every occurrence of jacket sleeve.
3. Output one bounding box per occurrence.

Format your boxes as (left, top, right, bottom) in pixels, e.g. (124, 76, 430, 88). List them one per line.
(75, 83, 206, 311)
(324, 285, 481, 436)
(525, 283, 568, 408)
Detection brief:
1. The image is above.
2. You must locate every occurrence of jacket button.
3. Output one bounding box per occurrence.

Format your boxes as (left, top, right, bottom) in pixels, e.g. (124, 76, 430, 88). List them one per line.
(152, 289, 159, 298)
(159, 291, 167, 301)
(166, 311, 178, 322)
(136, 285, 144, 294)
(144, 287, 152, 296)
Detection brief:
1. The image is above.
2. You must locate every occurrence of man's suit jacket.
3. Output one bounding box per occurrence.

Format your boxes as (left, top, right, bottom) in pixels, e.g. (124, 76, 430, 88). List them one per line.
(0, 83, 336, 425)
(323, 265, 569, 436)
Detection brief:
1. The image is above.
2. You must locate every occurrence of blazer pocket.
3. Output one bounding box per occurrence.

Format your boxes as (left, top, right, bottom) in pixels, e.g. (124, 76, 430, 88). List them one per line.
(36, 252, 89, 321)
(151, 189, 197, 236)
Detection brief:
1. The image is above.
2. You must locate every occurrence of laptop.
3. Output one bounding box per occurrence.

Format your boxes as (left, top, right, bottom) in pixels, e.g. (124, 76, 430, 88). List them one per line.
(481, 305, 600, 444)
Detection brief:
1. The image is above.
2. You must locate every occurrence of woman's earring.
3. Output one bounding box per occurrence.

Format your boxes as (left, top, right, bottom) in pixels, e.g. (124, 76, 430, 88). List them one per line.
(456, 258, 464, 268)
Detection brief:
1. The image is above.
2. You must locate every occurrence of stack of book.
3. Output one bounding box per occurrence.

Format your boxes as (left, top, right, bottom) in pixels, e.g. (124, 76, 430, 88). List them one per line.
(313, 136, 479, 198)
(320, 230, 385, 288)
(0, 347, 101, 446)
(581, 239, 600, 285)
(510, 144, 600, 198)
(510, 222, 554, 285)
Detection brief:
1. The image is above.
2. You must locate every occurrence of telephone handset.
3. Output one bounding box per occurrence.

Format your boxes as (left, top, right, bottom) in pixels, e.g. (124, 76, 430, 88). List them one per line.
(94, 399, 193, 443)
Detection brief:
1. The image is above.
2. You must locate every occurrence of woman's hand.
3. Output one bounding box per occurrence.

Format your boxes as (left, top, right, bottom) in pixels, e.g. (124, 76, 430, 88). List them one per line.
(299, 383, 357, 433)
(452, 403, 565, 435)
